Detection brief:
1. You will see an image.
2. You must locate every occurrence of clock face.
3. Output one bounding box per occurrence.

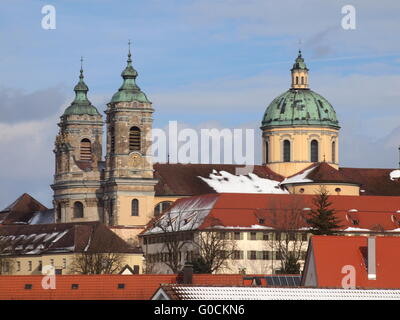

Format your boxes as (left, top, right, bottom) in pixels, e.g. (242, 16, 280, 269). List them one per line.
(131, 153, 141, 167)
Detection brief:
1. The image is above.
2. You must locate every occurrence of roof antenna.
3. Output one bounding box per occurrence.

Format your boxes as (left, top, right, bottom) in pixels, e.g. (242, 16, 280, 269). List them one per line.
(167, 153, 170, 164)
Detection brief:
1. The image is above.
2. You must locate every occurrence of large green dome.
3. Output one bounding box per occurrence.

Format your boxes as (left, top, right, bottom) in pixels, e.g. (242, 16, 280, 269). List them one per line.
(261, 89, 339, 128)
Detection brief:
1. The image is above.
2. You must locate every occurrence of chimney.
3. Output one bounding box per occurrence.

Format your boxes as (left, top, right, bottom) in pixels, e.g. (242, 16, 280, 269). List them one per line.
(182, 263, 193, 284)
(367, 237, 377, 280)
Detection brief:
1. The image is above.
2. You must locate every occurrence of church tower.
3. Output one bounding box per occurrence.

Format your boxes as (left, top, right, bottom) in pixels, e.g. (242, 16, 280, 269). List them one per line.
(103, 46, 157, 227)
(52, 62, 104, 223)
(261, 51, 340, 177)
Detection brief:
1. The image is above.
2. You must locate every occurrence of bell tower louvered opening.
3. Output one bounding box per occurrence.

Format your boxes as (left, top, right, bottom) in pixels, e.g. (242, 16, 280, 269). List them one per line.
(80, 138, 92, 161)
(129, 127, 141, 152)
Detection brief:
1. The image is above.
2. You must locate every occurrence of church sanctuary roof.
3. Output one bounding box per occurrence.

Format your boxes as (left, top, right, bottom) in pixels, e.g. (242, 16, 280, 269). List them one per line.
(339, 167, 400, 196)
(0, 193, 48, 225)
(0, 222, 138, 256)
(281, 162, 359, 186)
(302, 236, 400, 289)
(142, 193, 400, 235)
(153, 163, 284, 196)
(153, 163, 400, 197)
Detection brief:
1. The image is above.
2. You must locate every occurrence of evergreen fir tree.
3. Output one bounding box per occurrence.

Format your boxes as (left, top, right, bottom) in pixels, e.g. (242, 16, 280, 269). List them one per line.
(306, 187, 342, 235)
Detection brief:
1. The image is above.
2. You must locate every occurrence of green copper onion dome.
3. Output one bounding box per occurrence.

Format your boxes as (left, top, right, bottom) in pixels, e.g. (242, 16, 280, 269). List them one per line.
(63, 63, 100, 116)
(261, 52, 339, 129)
(110, 46, 150, 104)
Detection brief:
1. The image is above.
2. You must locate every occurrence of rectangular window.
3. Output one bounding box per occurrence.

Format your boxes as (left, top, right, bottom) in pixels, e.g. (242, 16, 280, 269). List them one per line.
(233, 232, 241, 240)
(71, 284, 79, 290)
(262, 251, 270, 260)
(288, 232, 296, 241)
(38, 261, 42, 272)
(17, 261, 21, 272)
(28, 261, 32, 271)
(263, 232, 269, 241)
(302, 233, 308, 241)
(232, 250, 243, 260)
(249, 251, 257, 260)
(63, 258, 67, 269)
(250, 232, 257, 240)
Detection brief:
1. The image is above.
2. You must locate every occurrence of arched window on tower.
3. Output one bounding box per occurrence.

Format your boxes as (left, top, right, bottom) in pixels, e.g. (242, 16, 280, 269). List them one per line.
(332, 141, 336, 163)
(57, 205, 62, 222)
(110, 126, 115, 154)
(131, 199, 139, 216)
(295, 76, 299, 84)
(73, 201, 84, 218)
(129, 127, 141, 152)
(301, 76, 304, 84)
(80, 139, 92, 161)
(283, 140, 291, 162)
(265, 140, 269, 164)
(311, 140, 319, 162)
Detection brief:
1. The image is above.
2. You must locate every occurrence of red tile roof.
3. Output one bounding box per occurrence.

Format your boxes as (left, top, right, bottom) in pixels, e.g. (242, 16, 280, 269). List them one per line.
(146, 193, 400, 233)
(154, 163, 400, 197)
(0, 222, 140, 256)
(339, 167, 400, 196)
(153, 163, 284, 196)
(0, 274, 248, 300)
(0, 193, 48, 225)
(304, 236, 400, 289)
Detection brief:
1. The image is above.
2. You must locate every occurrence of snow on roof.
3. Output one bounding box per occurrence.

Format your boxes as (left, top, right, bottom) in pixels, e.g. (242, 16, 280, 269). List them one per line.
(342, 227, 371, 232)
(143, 194, 219, 235)
(199, 170, 288, 194)
(212, 225, 274, 230)
(28, 209, 55, 225)
(155, 285, 400, 300)
(280, 166, 315, 185)
(390, 170, 400, 181)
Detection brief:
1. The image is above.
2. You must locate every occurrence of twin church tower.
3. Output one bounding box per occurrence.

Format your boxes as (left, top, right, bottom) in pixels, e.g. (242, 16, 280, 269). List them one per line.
(52, 48, 342, 228)
(52, 47, 157, 228)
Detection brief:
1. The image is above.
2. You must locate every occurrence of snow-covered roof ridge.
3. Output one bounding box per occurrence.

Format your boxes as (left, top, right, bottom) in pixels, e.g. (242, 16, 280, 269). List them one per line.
(198, 170, 288, 194)
(280, 166, 316, 185)
(144, 195, 219, 235)
(390, 169, 400, 181)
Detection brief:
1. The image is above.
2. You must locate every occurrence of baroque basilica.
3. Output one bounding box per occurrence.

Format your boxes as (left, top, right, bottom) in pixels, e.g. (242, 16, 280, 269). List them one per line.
(48, 48, 400, 240)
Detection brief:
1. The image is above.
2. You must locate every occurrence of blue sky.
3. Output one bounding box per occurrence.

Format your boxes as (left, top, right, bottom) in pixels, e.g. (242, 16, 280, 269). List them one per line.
(1, 0, 400, 207)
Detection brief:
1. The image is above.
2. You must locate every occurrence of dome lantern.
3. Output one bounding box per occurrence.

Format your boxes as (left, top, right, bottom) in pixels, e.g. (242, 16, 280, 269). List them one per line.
(291, 50, 309, 89)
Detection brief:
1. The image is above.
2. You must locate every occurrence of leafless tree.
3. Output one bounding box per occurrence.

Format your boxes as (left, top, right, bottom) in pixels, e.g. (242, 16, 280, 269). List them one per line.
(69, 237, 126, 275)
(148, 206, 202, 273)
(147, 203, 238, 274)
(191, 229, 237, 273)
(264, 195, 309, 274)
